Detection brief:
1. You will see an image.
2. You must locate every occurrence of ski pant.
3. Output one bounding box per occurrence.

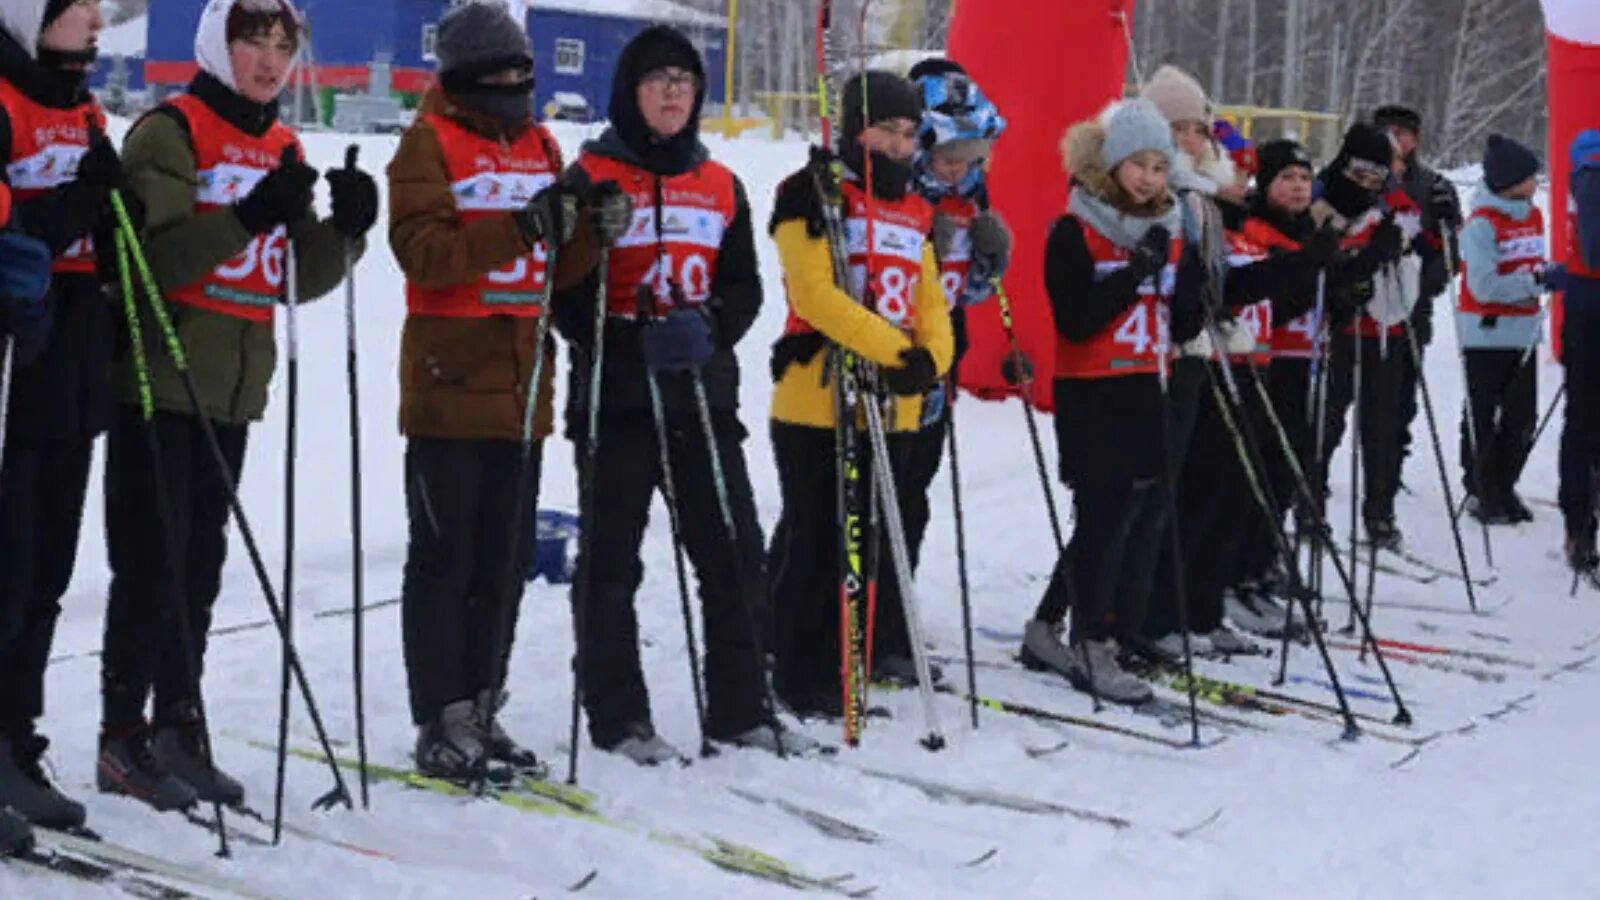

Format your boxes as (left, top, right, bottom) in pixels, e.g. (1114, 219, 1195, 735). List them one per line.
(101, 407, 246, 732)
(1459, 348, 1537, 503)
(1036, 362, 1198, 644)
(1146, 362, 1265, 637)
(768, 421, 921, 706)
(0, 435, 92, 739)
(401, 437, 539, 728)
(1395, 336, 1424, 482)
(901, 414, 947, 579)
(1323, 333, 1406, 526)
(574, 412, 768, 748)
(1560, 303, 1600, 540)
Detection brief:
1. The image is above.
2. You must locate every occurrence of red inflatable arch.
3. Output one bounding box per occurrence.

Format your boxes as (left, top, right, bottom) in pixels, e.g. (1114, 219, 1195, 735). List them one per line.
(1542, 0, 1600, 359)
(948, 0, 1136, 409)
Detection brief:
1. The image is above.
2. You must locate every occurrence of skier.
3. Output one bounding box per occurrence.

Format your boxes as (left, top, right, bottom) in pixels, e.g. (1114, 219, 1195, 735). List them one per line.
(1373, 105, 1461, 494)
(0, 187, 54, 858)
(767, 69, 953, 719)
(1314, 123, 1419, 551)
(1456, 135, 1547, 524)
(0, 0, 124, 834)
(1017, 99, 1205, 704)
(98, 0, 374, 809)
(388, 0, 597, 780)
(555, 25, 816, 763)
(1559, 129, 1600, 580)
(884, 56, 1010, 685)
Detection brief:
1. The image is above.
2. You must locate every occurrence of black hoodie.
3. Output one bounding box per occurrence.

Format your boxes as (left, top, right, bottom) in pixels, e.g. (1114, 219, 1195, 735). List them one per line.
(552, 26, 761, 427)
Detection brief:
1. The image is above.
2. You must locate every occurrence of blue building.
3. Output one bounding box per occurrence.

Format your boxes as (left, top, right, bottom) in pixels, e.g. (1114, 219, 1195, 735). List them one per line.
(142, 0, 726, 122)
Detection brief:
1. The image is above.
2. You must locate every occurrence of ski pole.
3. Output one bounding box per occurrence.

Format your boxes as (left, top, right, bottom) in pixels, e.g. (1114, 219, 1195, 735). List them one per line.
(991, 279, 1064, 550)
(273, 145, 302, 846)
(1156, 340, 1202, 748)
(943, 379, 979, 729)
(637, 293, 713, 760)
(0, 335, 12, 487)
(1402, 315, 1480, 614)
(1346, 326, 1362, 632)
(112, 191, 353, 814)
(569, 245, 610, 785)
(113, 228, 231, 859)
(338, 145, 370, 810)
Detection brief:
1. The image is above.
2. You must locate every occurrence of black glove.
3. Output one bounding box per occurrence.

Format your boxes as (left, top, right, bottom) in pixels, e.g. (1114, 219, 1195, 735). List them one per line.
(1000, 349, 1034, 388)
(326, 150, 378, 239)
(1128, 225, 1171, 280)
(514, 181, 579, 248)
(587, 180, 633, 246)
(75, 125, 125, 193)
(1171, 247, 1208, 320)
(1430, 178, 1462, 229)
(1364, 217, 1404, 265)
(234, 148, 317, 235)
(1302, 222, 1344, 268)
(880, 346, 938, 397)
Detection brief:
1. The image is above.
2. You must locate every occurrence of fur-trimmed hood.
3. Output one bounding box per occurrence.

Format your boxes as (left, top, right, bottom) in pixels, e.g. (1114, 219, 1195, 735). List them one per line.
(1060, 118, 1174, 219)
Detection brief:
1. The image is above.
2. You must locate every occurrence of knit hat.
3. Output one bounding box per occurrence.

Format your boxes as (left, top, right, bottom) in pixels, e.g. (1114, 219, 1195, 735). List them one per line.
(906, 57, 966, 83)
(1483, 134, 1540, 193)
(1372, 104, 1423, 136)
(1141, 65, 1209, 124)
(1102, 99, 1175, 171)
(1256, 139, 1313, 191)
(1339, 123, 1394, 170)
(42, 0, 72, 29)
(841, 71, 923, 149)
(436, 1, 532, 77)
(1213, 119, 1257, 175)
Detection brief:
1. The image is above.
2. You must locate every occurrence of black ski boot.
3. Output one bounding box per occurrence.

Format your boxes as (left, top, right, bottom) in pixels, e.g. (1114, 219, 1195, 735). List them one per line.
(1568, 530, 1600, 587)
(151, 709, 245, 806)
(475, 691, 547, 778)
(415, 700, 491, 782)
(1504, 491, 1535, 524)
(97, 725, 199, 812)
(0, 804, 33, 857)
(0, 733, 86, 830)
(1365, 515, 1403, 551)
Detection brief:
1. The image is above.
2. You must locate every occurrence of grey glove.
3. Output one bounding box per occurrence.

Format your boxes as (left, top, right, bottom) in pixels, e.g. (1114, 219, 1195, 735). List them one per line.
(514, 182, 579, 247)
(968, 211, 1012, 265)
(587, 181, 634, 246)
(932, 212, 960, 261)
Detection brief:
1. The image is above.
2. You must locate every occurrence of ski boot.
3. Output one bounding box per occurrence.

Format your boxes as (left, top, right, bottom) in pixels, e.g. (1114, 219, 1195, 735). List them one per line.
(0, 804, 33, 857)
(475, 690, 547, 779)
(151, 710, 246, 806)
(1365, 515, 1403, 552)
(0, 733, 85, 830)
(603, 722, 685, 767)
(97, 725, 198, 812)
(415, 700, 492, 782)
(723, 721, 826, 757)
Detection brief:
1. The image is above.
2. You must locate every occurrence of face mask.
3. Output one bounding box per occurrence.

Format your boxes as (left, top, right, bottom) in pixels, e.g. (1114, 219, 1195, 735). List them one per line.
(451, 77, 534, 129)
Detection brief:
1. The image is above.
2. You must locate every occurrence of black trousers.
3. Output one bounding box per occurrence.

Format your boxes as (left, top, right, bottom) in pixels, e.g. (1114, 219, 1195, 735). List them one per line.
(0, 435, 92, 738)
(1560, 303, 1600, 540)
(401, 437, 540, 727)
(1324, 333, 1406, 524)
(101, 407, 247, 732)
(573, 411, 768, 748)
(767, 421, 921, 705)
(1460, 348, 1538, 503)
(900, 415, 947, 581)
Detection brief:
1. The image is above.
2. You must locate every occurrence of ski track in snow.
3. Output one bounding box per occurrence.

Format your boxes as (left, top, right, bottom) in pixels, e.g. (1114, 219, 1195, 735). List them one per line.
(7, 121, 1600, 899)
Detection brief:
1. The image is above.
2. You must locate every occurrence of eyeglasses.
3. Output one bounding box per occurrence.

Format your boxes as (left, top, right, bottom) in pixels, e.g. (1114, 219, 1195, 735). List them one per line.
(1344, 159, 1388, 189)
(642, 69, 701, 93)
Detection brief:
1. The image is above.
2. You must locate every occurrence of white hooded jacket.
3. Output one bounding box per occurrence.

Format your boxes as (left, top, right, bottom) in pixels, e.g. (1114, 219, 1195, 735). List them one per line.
(0, 0, 52, 60)
(193, 0, 303, 93)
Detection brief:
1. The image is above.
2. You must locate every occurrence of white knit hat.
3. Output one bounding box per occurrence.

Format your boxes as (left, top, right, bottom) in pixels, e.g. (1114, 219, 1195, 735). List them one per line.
(1141, 65, 1209, 124)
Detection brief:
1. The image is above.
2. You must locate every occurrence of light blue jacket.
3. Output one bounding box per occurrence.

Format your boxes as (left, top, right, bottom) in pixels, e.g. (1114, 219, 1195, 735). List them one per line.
(1456, 184, 1545, 350)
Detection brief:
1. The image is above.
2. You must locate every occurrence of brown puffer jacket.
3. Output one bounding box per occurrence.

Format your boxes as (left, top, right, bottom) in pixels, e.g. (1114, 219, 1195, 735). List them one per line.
(388, 87, 598, 441)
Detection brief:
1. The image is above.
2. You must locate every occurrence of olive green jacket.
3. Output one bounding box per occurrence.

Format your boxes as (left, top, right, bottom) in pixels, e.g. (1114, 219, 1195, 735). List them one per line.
(115, 110, 364, 424)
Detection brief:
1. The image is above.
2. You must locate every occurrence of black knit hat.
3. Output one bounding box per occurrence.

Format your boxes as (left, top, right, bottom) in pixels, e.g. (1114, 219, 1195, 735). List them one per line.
(1256, 139, 1314, 191)
(435, 1, 533, 77)
(1339, 123, 1394, 169)
(841, 71, 922, 149)
(1372, 104, 1423, 135)
(42, 0, 74, 30)
(1483, 134, 1541, 193)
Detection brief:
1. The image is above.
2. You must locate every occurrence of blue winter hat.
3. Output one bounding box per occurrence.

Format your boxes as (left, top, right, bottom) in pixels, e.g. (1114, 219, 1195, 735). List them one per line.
(1571, 129, 1600, 174)
(914, 64, 1007, 158)
(1483, 134, 1540, 193)
(1102, 100, 1174, 171)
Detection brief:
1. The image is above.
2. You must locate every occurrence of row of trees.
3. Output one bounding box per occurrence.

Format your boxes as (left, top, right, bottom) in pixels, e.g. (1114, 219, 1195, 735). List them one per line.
(679, 0, 1547, 166)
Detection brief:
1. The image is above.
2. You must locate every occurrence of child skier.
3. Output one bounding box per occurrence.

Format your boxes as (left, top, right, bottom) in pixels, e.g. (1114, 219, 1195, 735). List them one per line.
(99, 0, 373, 808)
(885, 57, 1009, 685)
(388, 0, 601, 779)
(1018, 99, 1207, 704)
(555, 26, 815, 763)
(0, 0, 124, 834)
(1456, 134, 1548, 525)
(1559, 129, 1600, 580)
(767, 70, 953, 719)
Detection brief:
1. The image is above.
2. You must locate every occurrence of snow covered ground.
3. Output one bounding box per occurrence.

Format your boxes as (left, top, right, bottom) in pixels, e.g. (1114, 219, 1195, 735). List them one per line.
(5, 122, 1600, 899)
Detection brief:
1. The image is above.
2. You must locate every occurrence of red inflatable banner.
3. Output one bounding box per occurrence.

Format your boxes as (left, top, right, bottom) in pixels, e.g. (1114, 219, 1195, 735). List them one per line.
(1542, 0, 1600, 359)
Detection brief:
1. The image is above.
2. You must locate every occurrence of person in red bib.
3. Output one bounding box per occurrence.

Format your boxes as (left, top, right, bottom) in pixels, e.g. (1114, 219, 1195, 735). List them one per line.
(1456, 135, 1549, 525)
(554, 26, 817, 764)
(0, 0, 126, 836)
(387, 0, 615, 782)
(97, 0, 373, 811)
(1016, 100, 1205, 706)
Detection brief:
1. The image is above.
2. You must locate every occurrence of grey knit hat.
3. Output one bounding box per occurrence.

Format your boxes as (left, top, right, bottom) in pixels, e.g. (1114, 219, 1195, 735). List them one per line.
(1103, 100, 1175, 171)
(436, 1, 533, 76)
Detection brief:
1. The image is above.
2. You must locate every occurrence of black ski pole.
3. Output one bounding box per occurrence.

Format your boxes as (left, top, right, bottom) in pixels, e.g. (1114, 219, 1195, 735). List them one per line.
(1345, 326, 1363, 634)
(113, 193, 353, 813)
(568, 245, 611, 785)
(1444, 239, 1495, 568)
(992, 280, 1064, 549)
(0, 335, 12, 484)
(943, 379, 979, 728)
(1157, 349, 1202, 748)
(637, 292, 713, 760)
(337, 146, 370, 810)
(112, 228, 231, 859)
(1360, 330, 1395, 662)
(272, 144, 301, 846)
(1402, 317, 1480, 613)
